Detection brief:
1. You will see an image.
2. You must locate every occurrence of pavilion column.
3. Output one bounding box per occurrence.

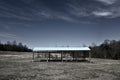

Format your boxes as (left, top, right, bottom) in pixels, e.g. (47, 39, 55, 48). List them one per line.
(89, 51, 91, 62)
(61, 52, 63, 62)
(36, 52, 38, 61)
(49, 52, 50, 61)
(33, 52, 34, 62)
(65, 52, 67, 62)
(47, 52, 49, 62)
(37, 52, 40, 61)
(76, 52, 78, 62)
(37, 52, 40, 58)
(83, 51, 85, 60)
(73, 52, 74, 61)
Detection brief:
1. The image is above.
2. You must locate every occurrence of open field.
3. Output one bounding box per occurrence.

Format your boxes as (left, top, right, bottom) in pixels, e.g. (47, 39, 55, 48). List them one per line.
(0, 51, 120, 80)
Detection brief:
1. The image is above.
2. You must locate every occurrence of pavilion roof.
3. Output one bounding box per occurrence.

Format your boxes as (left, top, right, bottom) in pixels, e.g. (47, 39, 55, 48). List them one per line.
(33, 47, 90, 51)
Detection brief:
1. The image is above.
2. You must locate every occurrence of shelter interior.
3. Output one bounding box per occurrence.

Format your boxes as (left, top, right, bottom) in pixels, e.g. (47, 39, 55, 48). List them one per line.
(33, 51, 91, 62)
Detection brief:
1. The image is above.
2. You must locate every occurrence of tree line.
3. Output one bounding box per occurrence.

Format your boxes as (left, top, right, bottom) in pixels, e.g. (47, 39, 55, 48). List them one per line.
(90, 39, 120, 60)
(0, 40, 120, 59)
(0, 41, 32, 52)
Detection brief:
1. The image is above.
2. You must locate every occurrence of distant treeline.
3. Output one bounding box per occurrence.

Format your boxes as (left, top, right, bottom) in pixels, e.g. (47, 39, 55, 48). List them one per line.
(0, 41, 32, 52)
(90, 39, 120, 60)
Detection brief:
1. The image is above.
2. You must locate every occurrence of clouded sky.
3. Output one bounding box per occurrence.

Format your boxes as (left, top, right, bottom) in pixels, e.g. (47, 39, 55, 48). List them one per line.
(0, 0, 120, 48)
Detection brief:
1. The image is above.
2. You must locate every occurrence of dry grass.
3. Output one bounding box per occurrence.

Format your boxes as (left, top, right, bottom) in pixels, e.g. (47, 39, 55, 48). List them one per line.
(0, 51, 120, 80)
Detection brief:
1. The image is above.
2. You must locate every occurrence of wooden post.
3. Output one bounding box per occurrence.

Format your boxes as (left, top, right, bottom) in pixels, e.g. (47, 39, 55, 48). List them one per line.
(89, 51, 91, 62)
(37, 52, 39, 58)
(76, 52, 77, 62)
(73, 52, 74, 61)
(83, 51, 85, 60)
(49, 52, 50, 61)
(37, 52, 39, 61)
(47, 52, 48, 62)
(33, 52, 34, 62)
(65, 52, 67, 62)
(61, 52, 63, 62)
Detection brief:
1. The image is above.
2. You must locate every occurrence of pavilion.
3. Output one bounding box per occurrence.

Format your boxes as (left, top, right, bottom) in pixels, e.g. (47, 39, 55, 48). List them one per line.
(33, 47, 91, 62)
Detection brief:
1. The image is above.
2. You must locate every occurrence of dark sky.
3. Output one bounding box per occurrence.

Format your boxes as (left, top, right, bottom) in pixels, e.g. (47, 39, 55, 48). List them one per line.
(0, 0, 120, 48)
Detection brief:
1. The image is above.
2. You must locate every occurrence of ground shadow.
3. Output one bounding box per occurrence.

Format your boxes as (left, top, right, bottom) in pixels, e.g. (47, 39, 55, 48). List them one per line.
(34, 59, 90, 63)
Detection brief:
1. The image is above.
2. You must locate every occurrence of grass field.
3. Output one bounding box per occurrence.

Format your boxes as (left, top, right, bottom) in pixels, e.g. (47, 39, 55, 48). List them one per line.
(0, 51, 120, 80)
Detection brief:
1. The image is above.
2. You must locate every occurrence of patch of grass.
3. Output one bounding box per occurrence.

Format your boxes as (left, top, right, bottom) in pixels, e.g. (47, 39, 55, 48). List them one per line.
(0, 52, 120, 80)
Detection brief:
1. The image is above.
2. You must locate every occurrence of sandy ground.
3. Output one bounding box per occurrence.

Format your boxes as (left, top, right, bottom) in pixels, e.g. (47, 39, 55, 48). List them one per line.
(0, 51, 120, 80)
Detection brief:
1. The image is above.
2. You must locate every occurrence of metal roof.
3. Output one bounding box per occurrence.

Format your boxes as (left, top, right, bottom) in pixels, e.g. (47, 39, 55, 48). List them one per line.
(33, 47, 90, 51)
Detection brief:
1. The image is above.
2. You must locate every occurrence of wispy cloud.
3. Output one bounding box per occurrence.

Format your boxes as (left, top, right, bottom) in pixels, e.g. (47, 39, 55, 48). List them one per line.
(92, 11, 113, 17)
(56, 15, 76, 22)
(0, 8, 33, 21)
(21, 0, 35, 4)
(0, 32, 17, 39)
(67, 0, 120, 19)
(0, 0, 70, 22)
(95, 0, 118, 5)
(109, 7, 120, 18)
(1, 0, 120, 24)
(67, 3, 91, 17)
(91, 5, 120, 18)
(0, 0, 93, 23)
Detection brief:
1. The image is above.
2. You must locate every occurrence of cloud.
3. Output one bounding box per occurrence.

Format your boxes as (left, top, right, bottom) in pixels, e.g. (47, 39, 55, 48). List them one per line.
(0, 0, 72, 22)
(0, 8, 33, 21)
(1, 0, 120, 24)
(96, 0, 117, 5)
(0, 0, 43, 21)
(0, 0, 98, 23)
(92, 11, 113, 17)
(91, 4, 120, 18)
(67, 0, 120, 19)
(21, 0, 35, 4)
(108, 7, 120, 18)
(56, 15, 76, 22)
(67, 3, 91, 17)
(0, 33, 17, 39)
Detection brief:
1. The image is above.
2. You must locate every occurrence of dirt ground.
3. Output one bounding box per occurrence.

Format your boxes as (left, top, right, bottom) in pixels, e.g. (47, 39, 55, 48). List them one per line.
(0, 51, 120, 80)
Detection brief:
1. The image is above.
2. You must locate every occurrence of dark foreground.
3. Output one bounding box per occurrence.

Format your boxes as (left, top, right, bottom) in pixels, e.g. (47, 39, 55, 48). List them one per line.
(0, 51, 120, 80)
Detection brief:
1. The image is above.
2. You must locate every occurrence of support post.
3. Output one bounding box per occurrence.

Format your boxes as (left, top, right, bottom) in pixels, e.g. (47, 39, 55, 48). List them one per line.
(83, 51, 85, 60)
(49, 52, 50, 61)
(73, 52, 74, 61)
(47, 52, 48, 62)
(65, 52, 67, 62)
(33, 52, 34, 62)
(61, 52, 63, 62)
(89, 52, 91, 62)
(76, 52, 78, 62)
(37, 52, 39, 61)
(37, 52, 39, 58)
